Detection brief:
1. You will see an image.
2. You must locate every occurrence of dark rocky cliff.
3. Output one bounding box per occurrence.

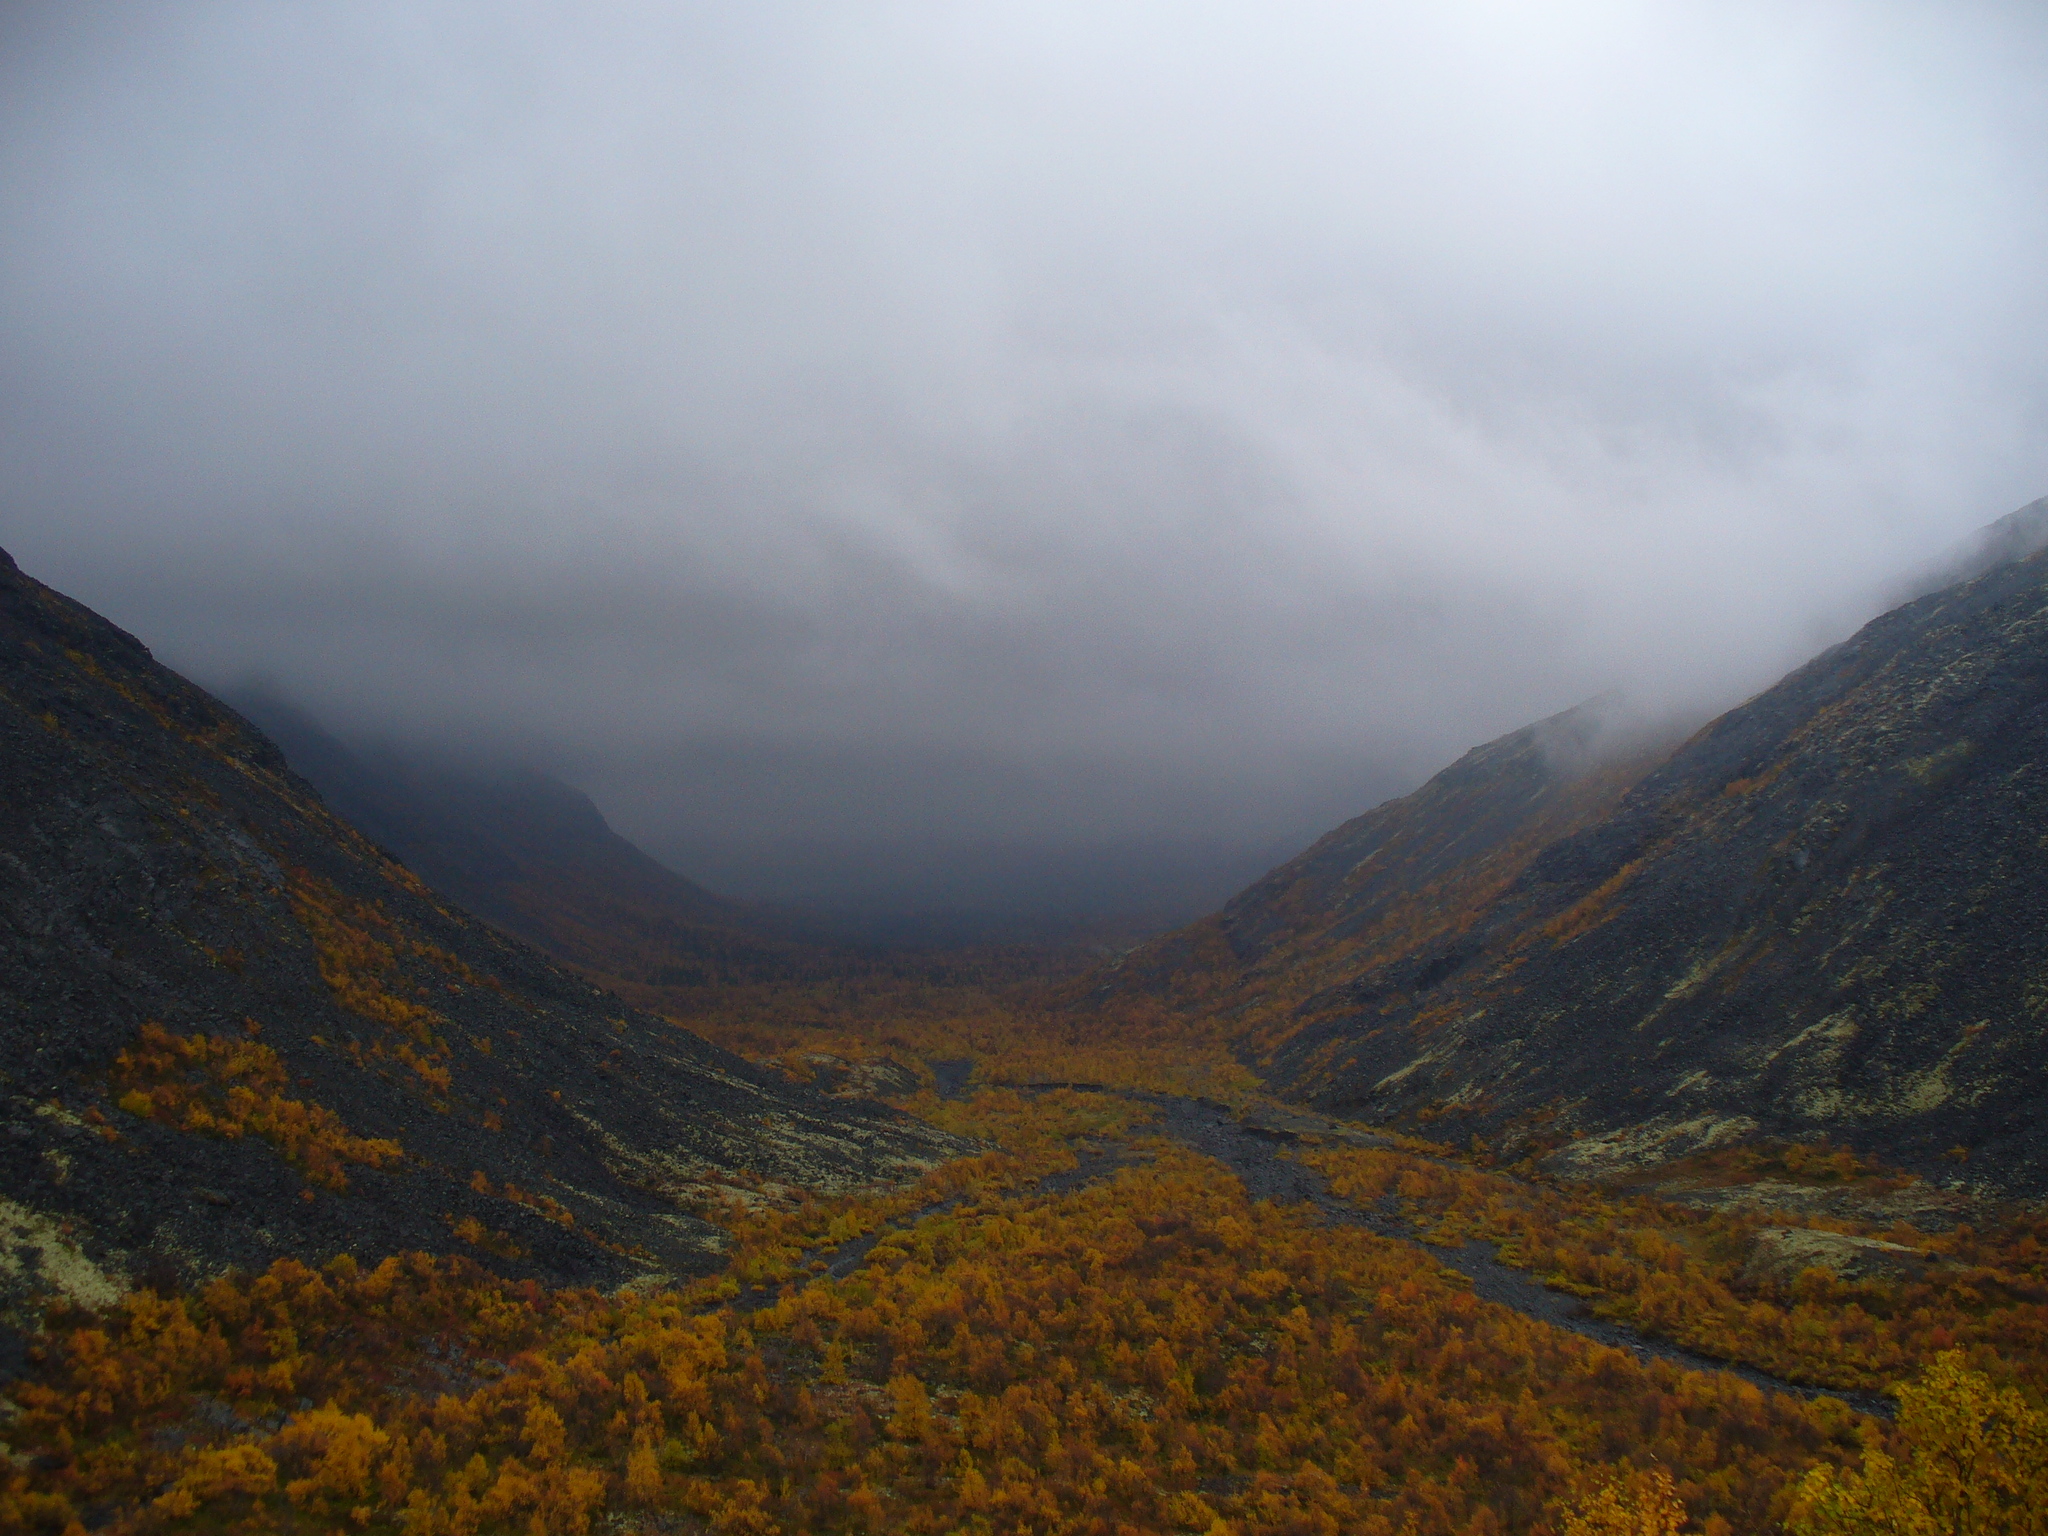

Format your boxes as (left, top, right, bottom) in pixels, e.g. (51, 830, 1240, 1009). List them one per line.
(1087, 501, 2048, 1193)
(0, 549, 968, 1330)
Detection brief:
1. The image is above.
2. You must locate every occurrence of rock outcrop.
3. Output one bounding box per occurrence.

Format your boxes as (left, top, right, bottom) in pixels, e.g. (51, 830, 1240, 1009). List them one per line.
(1739, 1228, 1937, 1288)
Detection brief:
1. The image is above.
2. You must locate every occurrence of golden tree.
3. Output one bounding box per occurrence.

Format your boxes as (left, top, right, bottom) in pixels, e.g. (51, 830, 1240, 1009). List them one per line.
(1561, 1467, 1686, 1536)
(1789, 1352, 2048, 1535)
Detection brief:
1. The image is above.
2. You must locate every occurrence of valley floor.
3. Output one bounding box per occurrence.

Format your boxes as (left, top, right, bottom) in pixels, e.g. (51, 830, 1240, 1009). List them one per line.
(5, 1006, 2046, 1536)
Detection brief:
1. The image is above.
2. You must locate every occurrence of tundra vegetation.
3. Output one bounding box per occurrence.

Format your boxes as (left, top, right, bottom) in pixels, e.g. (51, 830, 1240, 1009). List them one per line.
(4, 1006, 2045, 1536)
(10, 532, 2048, 1533)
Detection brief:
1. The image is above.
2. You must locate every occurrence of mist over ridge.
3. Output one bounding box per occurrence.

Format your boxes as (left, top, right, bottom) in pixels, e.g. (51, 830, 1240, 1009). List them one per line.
(3, 3, 2045, 916)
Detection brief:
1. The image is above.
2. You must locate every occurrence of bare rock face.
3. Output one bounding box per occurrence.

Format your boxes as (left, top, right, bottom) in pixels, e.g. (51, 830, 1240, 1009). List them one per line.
(1654, 1179, 1987, 1234)
(1541, 1116, 1761, 1182)
(798, 1055, 926, 1100)
(0, 547, 973, 1327)
(1739, 1227, 1937, 1288)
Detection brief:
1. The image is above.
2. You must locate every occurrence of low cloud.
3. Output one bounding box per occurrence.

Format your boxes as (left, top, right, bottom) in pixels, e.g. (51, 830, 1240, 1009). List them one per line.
(4, 2, 2044, 913)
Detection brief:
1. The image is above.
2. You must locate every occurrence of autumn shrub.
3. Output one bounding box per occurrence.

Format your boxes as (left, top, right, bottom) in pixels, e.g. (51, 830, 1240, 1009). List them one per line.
(1559, 1467, 1687, 1536)
(12, 1083, 2032, 1536)
(290, 870, 460, 1092)
(1307, 1144, 2048, 1398)
(110, 1022, 401, 1191)
(1787, 1351, 2048, 1534)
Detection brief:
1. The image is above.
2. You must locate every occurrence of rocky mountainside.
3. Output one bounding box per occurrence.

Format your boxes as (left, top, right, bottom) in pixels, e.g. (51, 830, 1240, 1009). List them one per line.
(0, 549, 968, 1329)
(1088, 500, 2048, 1193)
(216, 699, 1099, 1037)
(226, 694, 813, 1000)
(1090, 697, 1679, 1036)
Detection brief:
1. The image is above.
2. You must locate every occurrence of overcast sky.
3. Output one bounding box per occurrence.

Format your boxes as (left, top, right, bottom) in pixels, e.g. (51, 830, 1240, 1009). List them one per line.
(3, 3, 2045, 917)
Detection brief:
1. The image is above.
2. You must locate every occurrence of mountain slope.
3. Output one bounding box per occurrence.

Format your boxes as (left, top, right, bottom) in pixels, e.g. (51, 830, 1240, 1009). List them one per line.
(0, 548, 968, 1321)
(217, 700, 1111, 1058)
(1089, 501, 2048, 1192)
(226, 694, 811, 999)
(1085, 698, 1678, 1052)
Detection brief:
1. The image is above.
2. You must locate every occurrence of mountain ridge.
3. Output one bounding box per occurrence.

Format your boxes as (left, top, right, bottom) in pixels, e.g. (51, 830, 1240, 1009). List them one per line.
(1080, 501, 2048, 1193)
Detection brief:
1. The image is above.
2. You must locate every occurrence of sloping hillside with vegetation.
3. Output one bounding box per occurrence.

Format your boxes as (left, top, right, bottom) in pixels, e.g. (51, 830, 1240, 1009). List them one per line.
(1076, 509, 2048, 1196)
(6, 544, 2048, 1535)
(0, 548, 967, 1321)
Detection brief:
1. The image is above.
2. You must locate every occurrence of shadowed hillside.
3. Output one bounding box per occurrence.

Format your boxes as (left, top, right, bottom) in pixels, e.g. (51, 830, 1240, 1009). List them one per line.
(1083, 696, 1679, 1043)
(226, 694, 815, 999)
(0, 548, 969, 1325)
(225, 695, 1132, 1077)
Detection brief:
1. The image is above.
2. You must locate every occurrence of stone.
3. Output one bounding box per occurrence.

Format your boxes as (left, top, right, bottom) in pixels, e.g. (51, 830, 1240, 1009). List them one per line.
(1739, 1226, 1936, 1288)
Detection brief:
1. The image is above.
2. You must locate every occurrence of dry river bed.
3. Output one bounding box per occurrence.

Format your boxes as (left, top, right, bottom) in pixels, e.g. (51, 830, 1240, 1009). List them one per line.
(755, 1066, 1893, 1420)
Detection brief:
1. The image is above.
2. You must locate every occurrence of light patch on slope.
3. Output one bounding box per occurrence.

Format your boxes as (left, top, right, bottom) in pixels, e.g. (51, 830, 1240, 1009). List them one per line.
(1373, 1035, 1465, 1094)
(0, 1197, 125, 1311)
(1542, 1114, 1761, 1181)
(1661, 944, 1729, 1004)
(1764, 1010, 1861, 1070)
(1800, 1020, 1993, 1121)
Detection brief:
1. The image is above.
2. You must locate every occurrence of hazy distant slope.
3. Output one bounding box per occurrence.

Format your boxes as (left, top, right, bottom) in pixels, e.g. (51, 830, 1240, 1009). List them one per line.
(0, 549, 966, 1314)
(230, 694, 809, 997)
(1091, 500, 2048, 1192)
(1081, 699, 1675, 1054)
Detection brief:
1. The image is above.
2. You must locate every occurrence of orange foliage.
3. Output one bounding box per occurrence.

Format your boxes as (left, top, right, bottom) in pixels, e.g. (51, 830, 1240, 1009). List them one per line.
(25, 933, 2048, 1536)
(1560, 1467, 1687, 1535)
(446, 1215, 526, 1261)
(1306, 1144, 2048, 1398)
(706, 997, 1260, 1108)
(110, 1023, 401, 1192)
(700, 1089, 1149, 1291)
(1, 1092, 1873, 1536)
(290, 872, 459, 1094)
(1535, 859, 1644, 948)
(1647, 1138, 1905, 1192)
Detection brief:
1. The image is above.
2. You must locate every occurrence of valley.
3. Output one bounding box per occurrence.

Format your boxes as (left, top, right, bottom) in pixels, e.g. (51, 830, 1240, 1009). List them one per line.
(10, 1069, 2043, 1535)
(13, 6, 2048, 1529)
(4, 528, 2048, 1535)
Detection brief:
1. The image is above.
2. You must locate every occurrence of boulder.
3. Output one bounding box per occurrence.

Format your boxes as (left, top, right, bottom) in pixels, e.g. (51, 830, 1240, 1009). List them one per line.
(1739, 1226, 1935, 1288)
